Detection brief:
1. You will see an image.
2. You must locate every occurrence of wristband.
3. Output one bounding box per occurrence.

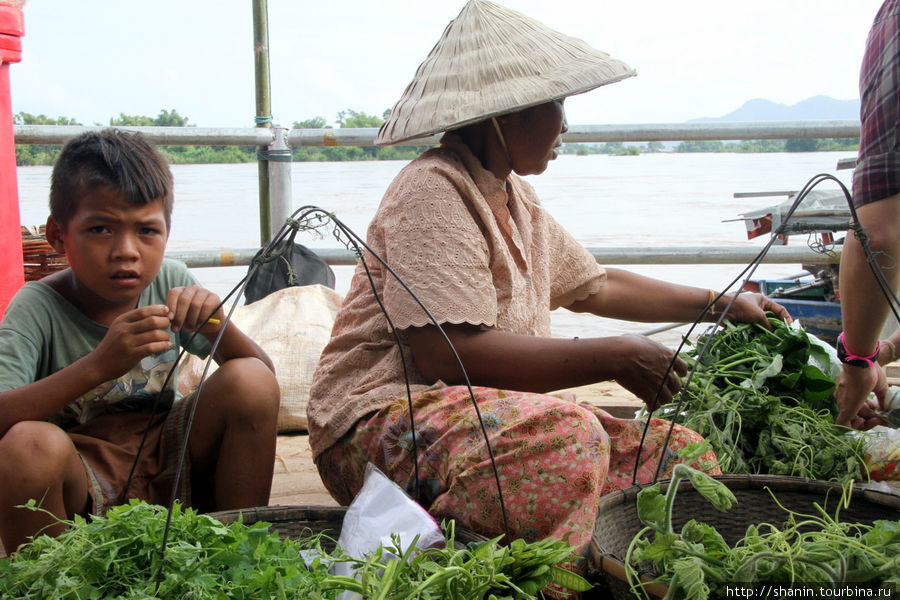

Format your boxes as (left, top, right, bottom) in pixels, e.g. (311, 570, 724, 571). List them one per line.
(836, 332, 880, 368)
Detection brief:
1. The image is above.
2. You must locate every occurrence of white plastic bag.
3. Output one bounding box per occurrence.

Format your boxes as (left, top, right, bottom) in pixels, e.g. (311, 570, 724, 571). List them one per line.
(338, 462, 444, 556)
(875, 386, 900, 428)
(332, 463, 444, 600)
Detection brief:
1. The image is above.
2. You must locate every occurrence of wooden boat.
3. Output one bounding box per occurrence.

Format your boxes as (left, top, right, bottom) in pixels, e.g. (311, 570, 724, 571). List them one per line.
(744, 274, 842, 344)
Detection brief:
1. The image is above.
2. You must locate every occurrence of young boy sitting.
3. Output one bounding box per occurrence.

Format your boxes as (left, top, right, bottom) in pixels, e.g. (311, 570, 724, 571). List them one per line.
(0, 129, 280, 554)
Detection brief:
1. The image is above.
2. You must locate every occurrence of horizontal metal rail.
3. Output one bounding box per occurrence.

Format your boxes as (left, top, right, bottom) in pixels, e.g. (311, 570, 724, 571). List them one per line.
(13, 125, 276, 146)
(563, 120, 860, 143)
(15, 120, 860, 147)
(166, 245, 840, 269)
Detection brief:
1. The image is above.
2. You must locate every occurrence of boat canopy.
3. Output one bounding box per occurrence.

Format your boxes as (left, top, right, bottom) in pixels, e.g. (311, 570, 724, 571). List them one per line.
(737, 190, 851, 241)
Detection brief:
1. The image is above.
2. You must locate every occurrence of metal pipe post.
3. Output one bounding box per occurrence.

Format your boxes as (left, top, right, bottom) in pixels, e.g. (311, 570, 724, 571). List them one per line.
(267, 127, 293, 239)
(252, 0, 273, 245)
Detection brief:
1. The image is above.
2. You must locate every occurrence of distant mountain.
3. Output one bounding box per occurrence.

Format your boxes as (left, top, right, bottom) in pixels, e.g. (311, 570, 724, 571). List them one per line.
(688, 95, 859, 122)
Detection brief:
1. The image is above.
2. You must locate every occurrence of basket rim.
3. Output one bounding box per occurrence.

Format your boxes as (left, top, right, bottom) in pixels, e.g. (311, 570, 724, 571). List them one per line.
(595, 474, 900, 515)
(208, 503, 491, 546)
(208, 504, 346, 524)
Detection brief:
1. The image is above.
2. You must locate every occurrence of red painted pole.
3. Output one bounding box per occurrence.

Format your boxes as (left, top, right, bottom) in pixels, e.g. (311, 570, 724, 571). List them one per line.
(0, 2, 24, 318)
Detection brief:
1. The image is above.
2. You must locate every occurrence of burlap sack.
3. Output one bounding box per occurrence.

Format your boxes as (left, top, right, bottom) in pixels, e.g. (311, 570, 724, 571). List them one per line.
(178, 284, 342, 432)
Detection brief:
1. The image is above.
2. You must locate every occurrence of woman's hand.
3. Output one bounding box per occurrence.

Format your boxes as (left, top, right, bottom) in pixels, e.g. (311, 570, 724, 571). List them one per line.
(613, 334, 689, 409)
(717, 292, 792, 328)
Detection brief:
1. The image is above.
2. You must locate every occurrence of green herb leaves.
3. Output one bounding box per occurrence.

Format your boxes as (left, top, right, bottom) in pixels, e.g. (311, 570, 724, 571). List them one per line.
(0, 501, 591, 599)
(625, 467, 900, 600)
(651, 317, 868, 483)
(328, 524, 591, 599)
(0, 500, 337, 599)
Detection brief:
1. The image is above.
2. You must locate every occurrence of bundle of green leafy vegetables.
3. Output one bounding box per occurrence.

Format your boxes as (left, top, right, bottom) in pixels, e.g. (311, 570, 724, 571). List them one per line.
(0, 499, 591, 599)
(625, 464, 900, 600)
(649, 316, 869, 483)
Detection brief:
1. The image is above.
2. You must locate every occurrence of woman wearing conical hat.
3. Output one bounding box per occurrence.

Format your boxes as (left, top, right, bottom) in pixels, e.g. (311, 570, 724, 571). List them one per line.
(308, 0, 789, 570)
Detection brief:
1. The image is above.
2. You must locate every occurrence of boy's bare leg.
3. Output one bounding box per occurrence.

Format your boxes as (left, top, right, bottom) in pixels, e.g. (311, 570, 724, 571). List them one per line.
(186, 357, 279, 512)
(0, 421, 89, 552)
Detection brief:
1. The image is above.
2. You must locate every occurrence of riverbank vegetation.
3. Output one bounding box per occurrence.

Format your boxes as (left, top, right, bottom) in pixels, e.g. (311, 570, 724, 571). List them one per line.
(14, 109, 859, 166)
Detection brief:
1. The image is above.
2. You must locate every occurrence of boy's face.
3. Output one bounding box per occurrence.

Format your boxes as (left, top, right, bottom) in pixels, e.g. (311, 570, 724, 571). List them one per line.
(47, 185, 169, 312)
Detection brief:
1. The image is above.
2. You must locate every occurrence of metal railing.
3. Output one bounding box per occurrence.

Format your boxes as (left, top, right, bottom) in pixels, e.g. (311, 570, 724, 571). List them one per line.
(14, 119, 860, 147)
(15, 120, 858, 269)
(164, 245, 841, 270)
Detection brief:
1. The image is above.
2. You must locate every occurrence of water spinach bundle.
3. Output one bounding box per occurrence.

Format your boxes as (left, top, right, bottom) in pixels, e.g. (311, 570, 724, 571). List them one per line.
(0, 499, 591, 599)
(625, 465, 900, 600)
(651, 316, 868, 483)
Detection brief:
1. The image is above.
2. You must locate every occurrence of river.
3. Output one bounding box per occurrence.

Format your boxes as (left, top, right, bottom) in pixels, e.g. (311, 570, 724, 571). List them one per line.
(16, 151, 856, 345)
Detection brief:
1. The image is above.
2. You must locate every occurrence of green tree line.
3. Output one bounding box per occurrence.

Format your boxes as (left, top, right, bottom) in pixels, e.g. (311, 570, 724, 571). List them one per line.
(14, 109, 858, 166)
(13, 108, 432, 166)
(290, 110, 431, 162)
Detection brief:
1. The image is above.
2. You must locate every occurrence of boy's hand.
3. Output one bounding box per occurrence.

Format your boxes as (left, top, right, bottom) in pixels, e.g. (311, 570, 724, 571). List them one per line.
(165, 286, 224, 335)
(93, 305, 173, 379)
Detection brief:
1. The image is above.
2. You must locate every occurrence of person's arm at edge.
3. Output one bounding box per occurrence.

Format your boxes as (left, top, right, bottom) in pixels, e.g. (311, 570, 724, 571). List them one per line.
(836, 197, 900, 427)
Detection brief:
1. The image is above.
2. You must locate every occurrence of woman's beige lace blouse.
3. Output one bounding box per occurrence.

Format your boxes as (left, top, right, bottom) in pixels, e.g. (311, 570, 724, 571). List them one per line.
(307, 133, 606, 458)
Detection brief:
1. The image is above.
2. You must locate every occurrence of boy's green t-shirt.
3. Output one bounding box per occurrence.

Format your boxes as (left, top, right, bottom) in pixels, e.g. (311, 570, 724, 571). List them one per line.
(0, 259, 212, 429)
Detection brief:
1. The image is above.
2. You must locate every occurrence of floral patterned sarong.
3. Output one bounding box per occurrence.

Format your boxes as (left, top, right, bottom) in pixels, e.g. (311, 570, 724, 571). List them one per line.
(316, 386, 720, 563)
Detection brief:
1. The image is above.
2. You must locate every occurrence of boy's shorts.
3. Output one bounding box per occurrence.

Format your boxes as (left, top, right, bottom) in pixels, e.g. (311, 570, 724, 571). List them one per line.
(66, 392, 195, 515)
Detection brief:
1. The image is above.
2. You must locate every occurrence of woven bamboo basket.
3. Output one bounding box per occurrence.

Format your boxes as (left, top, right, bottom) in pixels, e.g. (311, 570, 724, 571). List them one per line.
(21, 226, 68, 281)
(209, 504, 488, 551)
(589, 474, 900, 599)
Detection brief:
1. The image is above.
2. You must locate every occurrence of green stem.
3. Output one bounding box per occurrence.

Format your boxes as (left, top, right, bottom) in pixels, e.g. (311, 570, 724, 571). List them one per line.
(663, 465, 692, 535)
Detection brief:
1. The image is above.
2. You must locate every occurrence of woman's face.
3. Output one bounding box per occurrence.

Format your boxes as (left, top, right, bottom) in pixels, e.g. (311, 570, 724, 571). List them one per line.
(497, 100, 568, 176)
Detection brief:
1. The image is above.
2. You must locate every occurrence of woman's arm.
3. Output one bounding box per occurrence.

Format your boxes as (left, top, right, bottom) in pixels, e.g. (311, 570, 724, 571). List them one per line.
(405, 323, 687, 407)
(566, 268, 791, 327)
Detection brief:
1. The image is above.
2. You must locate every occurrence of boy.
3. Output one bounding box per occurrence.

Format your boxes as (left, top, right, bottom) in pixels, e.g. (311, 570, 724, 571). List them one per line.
(0, 129, 280, 553)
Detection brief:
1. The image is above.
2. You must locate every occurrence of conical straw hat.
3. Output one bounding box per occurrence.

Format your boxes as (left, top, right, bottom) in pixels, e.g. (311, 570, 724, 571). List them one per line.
(375, 0, 636, 146)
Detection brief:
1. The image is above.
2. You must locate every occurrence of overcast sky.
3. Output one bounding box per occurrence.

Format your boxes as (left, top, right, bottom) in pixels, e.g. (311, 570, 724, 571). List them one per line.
(8, 0, 886, 128)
